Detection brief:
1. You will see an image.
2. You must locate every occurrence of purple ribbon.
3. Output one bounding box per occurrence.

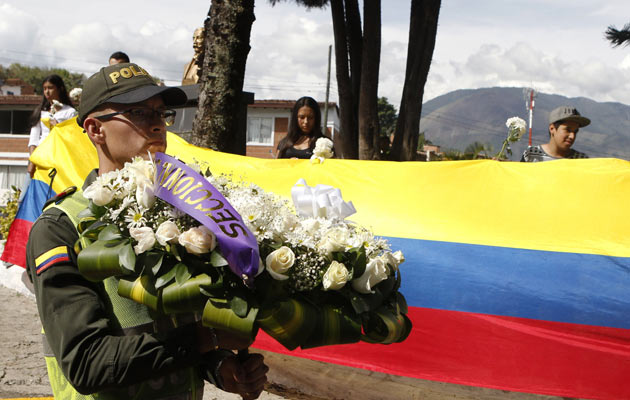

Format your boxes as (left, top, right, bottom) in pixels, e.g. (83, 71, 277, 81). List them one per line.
(153, 153, 259, 286)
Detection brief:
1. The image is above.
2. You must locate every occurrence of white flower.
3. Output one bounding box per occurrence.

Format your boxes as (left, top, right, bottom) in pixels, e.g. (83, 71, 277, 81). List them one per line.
(322, 261, 349, 291)
(505, 117, 527, 141)
(135, 180, 155, 209)
(265, 246, 295, 280)
(155, 221, 181, 246)
(125, 206, 147, 229)
(382, 250, 405, 268)
(50, 99, 63, 115)
(126, 157, 154, 184)
(109, 196, 134, 221)
(129, 226, 156, 254)
(69, 88, 82, 104)
(352, 257, 389, 294)
(179, 226, 216, 255)
(83, 181, 114, 206)
(310, 137, 334, 163)
(317, 226, 349, 256)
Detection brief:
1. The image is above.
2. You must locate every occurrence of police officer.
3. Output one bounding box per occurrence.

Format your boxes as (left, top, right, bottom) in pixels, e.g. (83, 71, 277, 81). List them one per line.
(26, 62, 268, 400)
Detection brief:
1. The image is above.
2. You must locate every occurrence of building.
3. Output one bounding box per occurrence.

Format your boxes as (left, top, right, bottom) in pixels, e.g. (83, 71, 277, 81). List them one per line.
(0, 78, 40, 192)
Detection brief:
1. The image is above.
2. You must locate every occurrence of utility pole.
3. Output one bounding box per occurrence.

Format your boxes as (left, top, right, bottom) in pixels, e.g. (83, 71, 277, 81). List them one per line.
(322, 44, 332, 136)
(523, 88, 537, 146)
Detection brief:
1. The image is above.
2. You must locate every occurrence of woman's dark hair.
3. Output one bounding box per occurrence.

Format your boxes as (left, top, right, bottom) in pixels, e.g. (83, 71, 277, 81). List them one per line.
(277, 96, 327, 158)
(29, 74, 73, 127)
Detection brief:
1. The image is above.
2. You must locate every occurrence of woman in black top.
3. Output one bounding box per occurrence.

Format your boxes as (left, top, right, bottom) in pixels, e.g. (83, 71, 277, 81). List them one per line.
(276, 96, 330, 159)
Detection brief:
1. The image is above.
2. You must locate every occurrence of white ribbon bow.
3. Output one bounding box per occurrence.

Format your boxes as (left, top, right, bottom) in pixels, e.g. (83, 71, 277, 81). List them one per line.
(291, 178, 356, 220)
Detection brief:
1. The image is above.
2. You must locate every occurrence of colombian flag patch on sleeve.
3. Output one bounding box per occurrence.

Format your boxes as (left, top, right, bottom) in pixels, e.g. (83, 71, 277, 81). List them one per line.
(35, 246, 70, 275)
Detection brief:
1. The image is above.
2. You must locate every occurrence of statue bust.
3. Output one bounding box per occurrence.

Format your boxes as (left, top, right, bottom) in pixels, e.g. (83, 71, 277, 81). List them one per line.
(182, 27, 205, 85)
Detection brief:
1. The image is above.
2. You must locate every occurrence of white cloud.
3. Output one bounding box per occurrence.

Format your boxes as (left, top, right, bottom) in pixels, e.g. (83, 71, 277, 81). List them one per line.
(424, 42, 630, 105)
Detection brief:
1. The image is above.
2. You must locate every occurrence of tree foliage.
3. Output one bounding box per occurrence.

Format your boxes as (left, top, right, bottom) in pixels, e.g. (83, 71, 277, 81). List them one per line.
(605, 23, 630, 47)
(377, 97, 397, 138)
(0, 63, 85, 94)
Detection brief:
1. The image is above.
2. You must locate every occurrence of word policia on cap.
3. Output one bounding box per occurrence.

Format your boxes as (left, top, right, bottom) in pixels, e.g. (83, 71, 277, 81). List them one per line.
(109, 65, 149, 84)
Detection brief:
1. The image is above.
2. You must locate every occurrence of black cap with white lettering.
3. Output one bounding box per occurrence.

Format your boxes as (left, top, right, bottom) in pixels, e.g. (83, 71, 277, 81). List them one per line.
(77, 62, 187, 127)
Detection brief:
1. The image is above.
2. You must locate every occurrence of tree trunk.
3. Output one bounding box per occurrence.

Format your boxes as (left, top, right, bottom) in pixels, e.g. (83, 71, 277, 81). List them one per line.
(357, 0, 381, 160)
(390, 0, 441, 161)
(191, 0, 255, 151)
(330, 0, 357, 159)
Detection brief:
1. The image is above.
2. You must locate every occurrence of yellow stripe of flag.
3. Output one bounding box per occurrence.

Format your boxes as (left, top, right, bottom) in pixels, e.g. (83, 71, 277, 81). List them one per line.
(35, 246, 67, 267)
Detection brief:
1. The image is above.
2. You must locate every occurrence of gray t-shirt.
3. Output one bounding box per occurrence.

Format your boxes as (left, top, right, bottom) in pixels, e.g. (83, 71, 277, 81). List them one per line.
(521, 145, 588, 162)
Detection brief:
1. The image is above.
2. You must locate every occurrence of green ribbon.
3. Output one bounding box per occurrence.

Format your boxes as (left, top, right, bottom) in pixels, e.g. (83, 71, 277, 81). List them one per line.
(162, 274, 213, 314)
(202, 298, 259, 342)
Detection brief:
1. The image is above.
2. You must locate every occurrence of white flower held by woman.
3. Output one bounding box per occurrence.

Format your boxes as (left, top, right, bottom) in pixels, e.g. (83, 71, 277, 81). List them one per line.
(322, 261, 350, 290)
(265, 246, 295, 280)
(310, 137, 334, 164)
(179, 226, 216, 255)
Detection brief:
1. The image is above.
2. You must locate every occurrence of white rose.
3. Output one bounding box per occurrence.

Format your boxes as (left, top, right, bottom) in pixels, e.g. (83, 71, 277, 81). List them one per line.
(382, 250, 405, 268)
(83, 182, 114, 206)
(179, 226, 216, 255)
(352, 257, 389, 294)
(322, 261, 349, 291)
(317, 227, 349, 256)
(265, 246, 295, 280)
(314, 137, 333, 152)
(127, 157, 154, 183)
(129, 226, 156, 254)
(155, 221, 181, 246)
(135, 181, 156, 209)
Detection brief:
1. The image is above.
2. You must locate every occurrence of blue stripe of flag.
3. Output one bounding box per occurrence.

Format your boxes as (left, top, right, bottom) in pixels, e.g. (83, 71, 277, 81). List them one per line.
(390, 236, 630, 329)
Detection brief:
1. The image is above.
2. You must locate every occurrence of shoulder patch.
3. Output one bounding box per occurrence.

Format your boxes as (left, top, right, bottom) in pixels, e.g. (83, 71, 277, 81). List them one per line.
(43, 186, 77, 210)
(35, 246, 70, 275)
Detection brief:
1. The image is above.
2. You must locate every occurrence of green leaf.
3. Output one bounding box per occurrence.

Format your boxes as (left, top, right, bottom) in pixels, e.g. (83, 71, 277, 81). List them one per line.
(143, 251, 164, 275)
(350, 294, 371, 314)
(230, 295, 249, 318)
(210, 251, 228, 267)
(119, 242, 136, 273)
(88, 201, 106, 218)
(175, 262, 192, 286)
(349, 247, 367, 278)
(98, 224, 123, 241)
(171, 244, 182, 261)
(155, 264, 179, 289)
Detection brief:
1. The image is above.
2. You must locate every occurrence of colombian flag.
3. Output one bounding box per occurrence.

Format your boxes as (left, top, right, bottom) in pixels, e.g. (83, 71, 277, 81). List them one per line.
(2, 116, 629, 399)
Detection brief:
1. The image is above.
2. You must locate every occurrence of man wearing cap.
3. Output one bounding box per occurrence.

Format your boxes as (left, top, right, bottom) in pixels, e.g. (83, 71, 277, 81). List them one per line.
(26, 63, 268, 400)
(521, 106, 590, 162)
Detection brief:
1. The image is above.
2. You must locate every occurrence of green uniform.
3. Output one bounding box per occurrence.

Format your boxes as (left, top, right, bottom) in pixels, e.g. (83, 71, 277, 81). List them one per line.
(26, 170, 228, 399)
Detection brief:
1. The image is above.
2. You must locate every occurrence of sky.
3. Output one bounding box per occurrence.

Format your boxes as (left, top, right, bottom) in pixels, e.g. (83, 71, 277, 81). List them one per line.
(1, 0, 630, 109)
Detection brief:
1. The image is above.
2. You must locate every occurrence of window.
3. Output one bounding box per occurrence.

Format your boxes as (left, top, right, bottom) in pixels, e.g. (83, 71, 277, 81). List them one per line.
(0, 110, 32, 134)
(0, 164, 27, 191)
(247, 117, 273, 144)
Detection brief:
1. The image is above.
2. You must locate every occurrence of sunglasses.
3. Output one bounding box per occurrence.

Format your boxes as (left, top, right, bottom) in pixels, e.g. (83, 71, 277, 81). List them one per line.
(94, 108, 176, 126)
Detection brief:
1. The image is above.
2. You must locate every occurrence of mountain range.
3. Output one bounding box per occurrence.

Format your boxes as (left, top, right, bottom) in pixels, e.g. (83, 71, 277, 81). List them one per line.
(419, 87, 630, 160)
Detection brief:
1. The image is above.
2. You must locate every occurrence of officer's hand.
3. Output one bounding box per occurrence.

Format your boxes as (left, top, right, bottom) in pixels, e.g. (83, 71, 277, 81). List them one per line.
(215, 328, 254, 350)
(27, 161, 35, 177)
(195, 324, 254, 353)
(219, 353, 268, 400)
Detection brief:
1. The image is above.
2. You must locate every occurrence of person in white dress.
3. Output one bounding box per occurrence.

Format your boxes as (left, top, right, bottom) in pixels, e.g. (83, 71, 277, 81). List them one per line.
(27, 74, 77, 177)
